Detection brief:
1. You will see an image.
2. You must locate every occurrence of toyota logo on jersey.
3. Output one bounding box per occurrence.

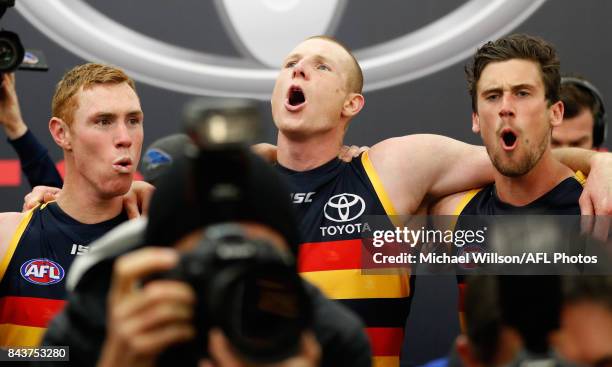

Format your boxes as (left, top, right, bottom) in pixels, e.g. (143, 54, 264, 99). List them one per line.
(20, 258, 65, 285)
(324, 193, 366, 223)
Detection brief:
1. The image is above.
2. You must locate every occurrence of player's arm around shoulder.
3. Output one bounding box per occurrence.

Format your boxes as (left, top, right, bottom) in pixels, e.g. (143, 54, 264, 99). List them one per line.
(0, 211, 27, 261)
(368, 134, 493, 214)
(429, 191, 470, 216)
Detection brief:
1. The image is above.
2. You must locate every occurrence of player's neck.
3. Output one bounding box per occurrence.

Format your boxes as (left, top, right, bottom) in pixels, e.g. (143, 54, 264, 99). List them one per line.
(56, 168, 124, 224)
(276, 129, 343, 171)
(494, 149, 574, 207)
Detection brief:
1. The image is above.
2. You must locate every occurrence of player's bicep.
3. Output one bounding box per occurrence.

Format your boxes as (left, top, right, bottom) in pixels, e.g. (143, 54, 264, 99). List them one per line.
(368, 135, 438, 213)
(428, 138, 493, 199)
(0, 212, 25, 262)
(428, 191, 467, 215)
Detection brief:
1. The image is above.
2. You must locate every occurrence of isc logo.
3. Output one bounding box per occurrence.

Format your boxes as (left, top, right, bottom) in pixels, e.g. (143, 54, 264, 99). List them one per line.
(20, 259, 65, 285)
(290, 192, 315, 204)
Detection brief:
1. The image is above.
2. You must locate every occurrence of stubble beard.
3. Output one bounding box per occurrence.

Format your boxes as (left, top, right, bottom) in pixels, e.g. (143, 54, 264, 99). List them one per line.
(489, 132, 550, 178)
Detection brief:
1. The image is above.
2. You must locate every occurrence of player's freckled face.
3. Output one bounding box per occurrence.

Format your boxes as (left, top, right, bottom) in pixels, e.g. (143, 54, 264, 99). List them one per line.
(68, 83, 144, 197)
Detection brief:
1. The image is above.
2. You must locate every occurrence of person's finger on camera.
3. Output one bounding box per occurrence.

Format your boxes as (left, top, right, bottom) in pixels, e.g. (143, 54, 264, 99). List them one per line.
(126, 321, 195, 359)
(100, 318, 194, 367)
(137, 281, 195, 327)
(106, 253, 195, 356)
(113, 280, 195, 332)
(99, 248, 193, 367)
(106, 287, 195, 365)
(111, 247, 178, 296)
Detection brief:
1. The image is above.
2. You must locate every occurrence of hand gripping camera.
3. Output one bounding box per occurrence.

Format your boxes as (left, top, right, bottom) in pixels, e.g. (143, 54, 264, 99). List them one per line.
(148, 98, 313, 365)
(0, 1, 48, 74)
(154, 224, 312, 365)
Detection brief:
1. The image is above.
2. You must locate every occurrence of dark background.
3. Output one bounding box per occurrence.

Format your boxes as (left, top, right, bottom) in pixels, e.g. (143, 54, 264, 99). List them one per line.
(1, 1, 610, 365)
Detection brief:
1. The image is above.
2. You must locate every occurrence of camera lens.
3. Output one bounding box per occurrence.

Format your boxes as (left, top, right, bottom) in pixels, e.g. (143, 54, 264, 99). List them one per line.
(0, 30, 24, 72)
(215, 263, 313, 363)
(236, 270, 302, 339)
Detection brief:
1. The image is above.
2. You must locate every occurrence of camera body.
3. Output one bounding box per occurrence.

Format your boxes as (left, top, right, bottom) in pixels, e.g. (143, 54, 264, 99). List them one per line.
(0, 1, 22, 73)
(144, 98, 312, 366)
(0, 29, 23, 72)
(152, 224, 313, 365)
(0, 1, 48, 73)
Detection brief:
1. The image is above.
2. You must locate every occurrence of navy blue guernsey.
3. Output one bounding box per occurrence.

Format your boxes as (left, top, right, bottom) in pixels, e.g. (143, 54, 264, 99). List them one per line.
(277, 151, 413, 367)
(0, 202, 126, 347)
(453, 173, 585, 325)
(8, 130, 63, 188)
(457, 175, 584, 215)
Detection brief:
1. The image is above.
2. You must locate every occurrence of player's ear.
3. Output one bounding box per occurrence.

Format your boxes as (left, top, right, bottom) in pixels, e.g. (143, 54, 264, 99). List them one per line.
(549, 100, 564, 127)
(49, 117, 72, 151)
(472, 112, 481, 134)
(341, 93, 365, 118)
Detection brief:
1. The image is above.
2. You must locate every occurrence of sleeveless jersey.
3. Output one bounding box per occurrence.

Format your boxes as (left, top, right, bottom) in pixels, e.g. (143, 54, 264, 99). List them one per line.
(277, 151, 412, 367)
(0, 202, 126, 347)
(453, 173, 585, 322)
(455, 173, 585, 216)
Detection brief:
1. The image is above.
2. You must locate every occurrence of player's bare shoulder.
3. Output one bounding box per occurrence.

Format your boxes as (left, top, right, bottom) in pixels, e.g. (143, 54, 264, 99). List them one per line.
(367, 134, 456, 214)
(369, 134, 457, 172)
(0, 211, 27, 259)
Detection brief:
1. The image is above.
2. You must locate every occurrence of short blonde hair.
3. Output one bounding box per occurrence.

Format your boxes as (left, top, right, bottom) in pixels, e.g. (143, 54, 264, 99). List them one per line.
(307, 35, 363, 94)
(51, 63, 136, 125)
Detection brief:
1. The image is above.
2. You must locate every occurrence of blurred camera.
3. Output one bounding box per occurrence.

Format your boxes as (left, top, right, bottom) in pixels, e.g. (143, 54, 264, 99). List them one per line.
(184, 98, 262, 226)
(0, 29, 23, 73)
(152, 224, 313, 365)
(0, 1, 48, 74)
(147, 98, 312, 365)
(0, 1, 21, 73)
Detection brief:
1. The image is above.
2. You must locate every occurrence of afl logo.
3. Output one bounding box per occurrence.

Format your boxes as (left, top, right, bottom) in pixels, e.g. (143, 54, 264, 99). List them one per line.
(324, 193, 365, 223)
(20, 259, 65, 285)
